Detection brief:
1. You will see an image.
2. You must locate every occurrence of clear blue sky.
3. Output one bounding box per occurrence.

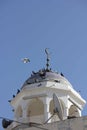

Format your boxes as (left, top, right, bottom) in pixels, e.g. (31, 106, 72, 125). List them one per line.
(0, 0, 87, 129)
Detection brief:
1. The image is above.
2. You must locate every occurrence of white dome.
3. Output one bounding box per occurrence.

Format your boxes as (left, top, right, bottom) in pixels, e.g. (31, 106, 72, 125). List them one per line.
(21, 69, 72, 89)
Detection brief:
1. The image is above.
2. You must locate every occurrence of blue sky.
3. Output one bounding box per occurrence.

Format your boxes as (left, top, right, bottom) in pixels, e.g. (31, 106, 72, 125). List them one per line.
(0, 0, 87, 129)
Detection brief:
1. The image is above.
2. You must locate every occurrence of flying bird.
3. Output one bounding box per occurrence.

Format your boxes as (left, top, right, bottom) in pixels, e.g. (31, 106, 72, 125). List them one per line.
(21, 58, 30, 63)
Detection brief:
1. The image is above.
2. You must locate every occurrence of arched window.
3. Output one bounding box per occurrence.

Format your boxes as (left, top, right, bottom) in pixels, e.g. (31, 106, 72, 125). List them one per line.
(69, 105, 80, 117)
(15, 105, 22, 118)
(49, 99, 64, 115)
(27, 98, 44, 117)
(49, 99, 64, 121)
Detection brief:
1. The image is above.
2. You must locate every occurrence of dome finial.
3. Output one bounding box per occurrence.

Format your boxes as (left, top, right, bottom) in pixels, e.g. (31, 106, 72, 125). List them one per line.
(45, 48, 50, 71)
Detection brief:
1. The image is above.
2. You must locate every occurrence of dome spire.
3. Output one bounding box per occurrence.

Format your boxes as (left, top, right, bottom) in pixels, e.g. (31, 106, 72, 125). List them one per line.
(45, 48, 50, 71)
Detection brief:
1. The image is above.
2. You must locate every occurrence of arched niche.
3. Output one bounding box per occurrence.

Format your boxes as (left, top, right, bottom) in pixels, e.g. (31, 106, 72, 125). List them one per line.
(49, 99, 64, 115)
(27, 98, 44, 117)
(15, 105, 23, 118)
(49, 98, 65, 123)
(69, 105, 80, 117)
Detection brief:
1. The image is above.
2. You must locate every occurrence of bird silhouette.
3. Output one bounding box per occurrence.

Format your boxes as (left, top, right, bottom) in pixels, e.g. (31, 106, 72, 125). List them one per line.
(13, 95, 15, 98)
(21, 58, 30, 63)
(17, 89, 20, 94)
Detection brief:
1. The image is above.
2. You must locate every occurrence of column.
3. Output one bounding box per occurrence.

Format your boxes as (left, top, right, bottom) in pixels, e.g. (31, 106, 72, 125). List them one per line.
(43, 97, 51, 123)
(63, 106, 68, 119)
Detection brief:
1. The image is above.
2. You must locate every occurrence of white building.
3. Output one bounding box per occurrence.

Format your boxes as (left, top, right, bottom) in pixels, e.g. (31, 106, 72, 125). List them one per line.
(2, 52, 86, 130)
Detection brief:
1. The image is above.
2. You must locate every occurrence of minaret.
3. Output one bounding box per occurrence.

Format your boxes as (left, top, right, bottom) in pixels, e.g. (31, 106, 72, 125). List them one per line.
(2, 50, 86, 130)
